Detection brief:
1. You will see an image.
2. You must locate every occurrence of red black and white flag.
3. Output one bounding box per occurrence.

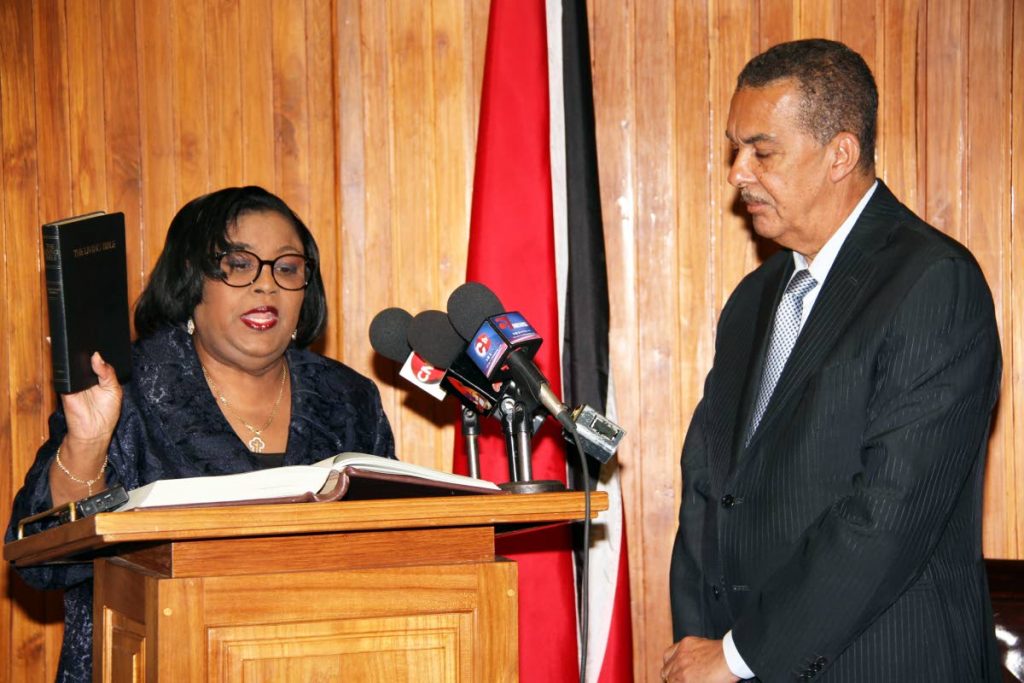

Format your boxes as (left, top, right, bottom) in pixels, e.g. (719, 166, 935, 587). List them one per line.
(457, 1, 633, 680)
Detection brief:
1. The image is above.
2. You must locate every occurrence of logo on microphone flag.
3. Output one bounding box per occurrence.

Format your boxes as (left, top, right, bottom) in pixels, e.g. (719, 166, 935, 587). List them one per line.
(445, 375, 495, 413)
(492, 312, 541, 344)
(470, 321, 508, 377)
(399, 353, 447, 400)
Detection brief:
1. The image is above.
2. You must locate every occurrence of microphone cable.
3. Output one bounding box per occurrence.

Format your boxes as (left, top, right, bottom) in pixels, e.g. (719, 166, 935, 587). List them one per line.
(564, 422, 592, 683)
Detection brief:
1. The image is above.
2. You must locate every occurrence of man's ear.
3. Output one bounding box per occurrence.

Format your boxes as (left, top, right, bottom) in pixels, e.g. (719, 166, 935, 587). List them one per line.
(828, 132, 861, 182)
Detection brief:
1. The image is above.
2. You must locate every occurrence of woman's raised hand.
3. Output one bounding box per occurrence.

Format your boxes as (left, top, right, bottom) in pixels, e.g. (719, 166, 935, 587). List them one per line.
(49, 352, 123, 504)
(62, 352, 123, 444)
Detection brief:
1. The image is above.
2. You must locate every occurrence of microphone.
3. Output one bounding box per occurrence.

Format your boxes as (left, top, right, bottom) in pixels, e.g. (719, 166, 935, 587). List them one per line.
(446, 283, 573, 430)
(568, 405, 626, 464)
(406, 309, 508, 416)
(367, 307, 446, 400)
(368, 307, 414, 364)
(447, 284, 628, 464)
(406, 308, 510, 480)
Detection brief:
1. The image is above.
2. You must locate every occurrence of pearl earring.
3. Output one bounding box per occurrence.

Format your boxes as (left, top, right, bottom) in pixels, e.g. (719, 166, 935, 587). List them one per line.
(186, 318, 195, 336)
(291, 329, 297, 341)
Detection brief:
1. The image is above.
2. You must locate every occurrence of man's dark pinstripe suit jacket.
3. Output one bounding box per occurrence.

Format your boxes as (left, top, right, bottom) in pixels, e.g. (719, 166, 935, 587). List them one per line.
(670, 181, 1003, 682)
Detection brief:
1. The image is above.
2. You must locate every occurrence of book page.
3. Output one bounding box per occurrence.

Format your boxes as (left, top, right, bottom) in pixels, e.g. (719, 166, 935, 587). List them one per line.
(120, 465, 331, 511)
(322, 452, 500, 490)
(118, 453, 499, 511)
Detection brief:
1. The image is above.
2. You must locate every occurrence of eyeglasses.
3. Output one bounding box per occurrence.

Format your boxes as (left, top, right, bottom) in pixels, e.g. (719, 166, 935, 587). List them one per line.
(213, 250, 314, 291)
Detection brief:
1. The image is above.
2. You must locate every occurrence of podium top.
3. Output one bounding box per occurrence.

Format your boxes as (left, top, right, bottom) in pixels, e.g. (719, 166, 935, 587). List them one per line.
(4, 491, 607, 567)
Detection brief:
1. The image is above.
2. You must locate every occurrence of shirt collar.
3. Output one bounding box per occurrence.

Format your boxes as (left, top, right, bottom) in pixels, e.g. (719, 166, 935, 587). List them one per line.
(793, 180, 878, 282)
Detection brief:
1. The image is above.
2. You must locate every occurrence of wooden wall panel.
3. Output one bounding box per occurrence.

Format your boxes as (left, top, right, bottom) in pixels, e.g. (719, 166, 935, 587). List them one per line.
(388, 0, 447, 469)
(1010, 0, 1023, 576)
(205, 0, 245, 190)
(672, 0, 716, 662)
(336, 0, 373, 367)
(432, 0, 477, 340)
(69, 0, 114, 260)
(271, 0, 311, 218)
(337, 0, 485, 472)
(305, 0, 338, 355)
(759, 0, 793, 48)
(137, 0, 178, 272)
(589, 0, 645, 664)
(874, 0, 922, 207)
(836, 0, 875, 63)
(3, 4, 53, 682)
(239, 0, 276, 191)
(173, 0, 210, 203)
(636, 0, 682, 669)
(1, 1, 1021, 680)
(100, 0, 144, 311)
(968, 0, 1016, 558)
(35, 0, 72, 223)
(714, 1, 761, 309)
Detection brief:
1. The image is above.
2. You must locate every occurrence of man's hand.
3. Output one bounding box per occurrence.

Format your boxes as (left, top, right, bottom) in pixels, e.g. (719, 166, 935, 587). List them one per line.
(661, 637, 740, 683)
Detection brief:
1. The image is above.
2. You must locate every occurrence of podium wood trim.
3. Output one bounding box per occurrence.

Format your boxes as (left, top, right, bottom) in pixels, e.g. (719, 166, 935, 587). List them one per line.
(116, 526, 496, 577)
(4, 491, 606, 567)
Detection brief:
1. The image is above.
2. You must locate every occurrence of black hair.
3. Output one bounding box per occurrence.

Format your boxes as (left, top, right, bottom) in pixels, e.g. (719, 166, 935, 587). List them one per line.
(134, 185, 327, 347)
(737, 38, 878, 173)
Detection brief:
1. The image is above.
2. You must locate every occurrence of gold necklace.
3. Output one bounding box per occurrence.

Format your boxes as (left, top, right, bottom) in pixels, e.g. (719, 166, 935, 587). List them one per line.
(201, 362, 288, 453)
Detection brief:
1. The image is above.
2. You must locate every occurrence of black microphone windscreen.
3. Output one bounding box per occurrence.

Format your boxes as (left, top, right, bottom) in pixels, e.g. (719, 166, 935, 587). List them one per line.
(407, 310, 465, 369)
(446, 281, 504, 340)
(368, 307, 413, 363)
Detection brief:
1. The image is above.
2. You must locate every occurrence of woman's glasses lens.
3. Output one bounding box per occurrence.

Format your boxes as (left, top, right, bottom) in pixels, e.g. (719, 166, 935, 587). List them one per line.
(216, 251, 310, 290)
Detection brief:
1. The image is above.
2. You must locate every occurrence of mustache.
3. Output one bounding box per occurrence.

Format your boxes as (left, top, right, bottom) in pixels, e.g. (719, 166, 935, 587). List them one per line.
(740, 190, 770, 205)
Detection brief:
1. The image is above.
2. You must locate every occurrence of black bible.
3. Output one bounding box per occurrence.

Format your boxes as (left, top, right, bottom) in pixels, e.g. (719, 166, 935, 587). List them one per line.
(42, 211, 132, 393)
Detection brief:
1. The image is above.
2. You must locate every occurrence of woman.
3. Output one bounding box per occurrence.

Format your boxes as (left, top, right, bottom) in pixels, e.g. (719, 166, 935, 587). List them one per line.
(6, 186, 395, 682)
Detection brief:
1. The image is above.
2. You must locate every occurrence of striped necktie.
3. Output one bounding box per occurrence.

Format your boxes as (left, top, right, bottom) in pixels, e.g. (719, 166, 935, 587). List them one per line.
(747, 269, 817, 443)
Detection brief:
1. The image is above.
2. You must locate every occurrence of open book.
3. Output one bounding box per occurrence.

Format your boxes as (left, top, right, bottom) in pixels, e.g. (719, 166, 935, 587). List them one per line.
(120, 453, 501, 511)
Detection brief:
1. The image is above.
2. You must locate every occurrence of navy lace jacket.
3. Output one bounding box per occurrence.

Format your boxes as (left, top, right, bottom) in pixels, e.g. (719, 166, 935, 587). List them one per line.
(5, 324, 395, 682)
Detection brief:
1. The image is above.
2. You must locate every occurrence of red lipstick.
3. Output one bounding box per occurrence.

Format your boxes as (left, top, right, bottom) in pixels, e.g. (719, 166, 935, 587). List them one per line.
(240, 306, 279, 331)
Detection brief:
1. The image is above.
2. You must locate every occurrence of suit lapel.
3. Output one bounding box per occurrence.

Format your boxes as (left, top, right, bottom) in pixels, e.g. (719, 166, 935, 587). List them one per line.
(701, 253, 792, 486)
(742, 181, 904, 455)
(729, 258, 792, 461)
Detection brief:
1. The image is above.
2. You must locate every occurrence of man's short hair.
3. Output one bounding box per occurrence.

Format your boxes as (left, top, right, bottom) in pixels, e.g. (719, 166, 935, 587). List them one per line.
(737, 39, 877, 173)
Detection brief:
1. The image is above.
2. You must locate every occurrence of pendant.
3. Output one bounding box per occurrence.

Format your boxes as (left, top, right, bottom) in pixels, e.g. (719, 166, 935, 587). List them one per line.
(248, 434, 266, 453)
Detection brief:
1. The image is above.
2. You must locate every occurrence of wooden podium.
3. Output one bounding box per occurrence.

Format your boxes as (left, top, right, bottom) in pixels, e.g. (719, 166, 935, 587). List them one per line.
(5, 491, 606, 682)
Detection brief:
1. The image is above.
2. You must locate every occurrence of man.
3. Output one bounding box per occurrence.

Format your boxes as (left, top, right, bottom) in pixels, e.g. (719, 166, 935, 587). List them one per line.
(662, 39, 1002, 682)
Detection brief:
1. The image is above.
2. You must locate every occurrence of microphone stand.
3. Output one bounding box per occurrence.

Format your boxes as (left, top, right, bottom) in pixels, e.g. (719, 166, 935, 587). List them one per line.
(460, 406, 481, 479)
(512, 400, 533, 482)
(498, 395, 520, 482)
(497, 384, 565, 494)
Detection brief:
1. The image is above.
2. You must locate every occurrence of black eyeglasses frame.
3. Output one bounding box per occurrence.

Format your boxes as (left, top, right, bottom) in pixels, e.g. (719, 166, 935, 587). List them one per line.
(211, 250, 315, 291)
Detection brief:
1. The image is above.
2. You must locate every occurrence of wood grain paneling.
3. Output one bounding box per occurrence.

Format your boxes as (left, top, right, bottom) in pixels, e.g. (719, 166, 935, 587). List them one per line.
(173, 0, 210, 203)
(100, 0, 144, 313)
(240, 0, 276, 192)
(305, 0, 338, 355)
(3, 2, 53, 680)
(1011, 0, 1024, 580)
(637, 0, 682, 668)
(0, 1, 1020, 680)
(968, 0, 1016, 559)
(874, 0, 921, 206)
(205, 0, 244, 190)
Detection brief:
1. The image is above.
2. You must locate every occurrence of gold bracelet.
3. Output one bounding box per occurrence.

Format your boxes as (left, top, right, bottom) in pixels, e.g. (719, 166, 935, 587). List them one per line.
(54, 444, 108, 496)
